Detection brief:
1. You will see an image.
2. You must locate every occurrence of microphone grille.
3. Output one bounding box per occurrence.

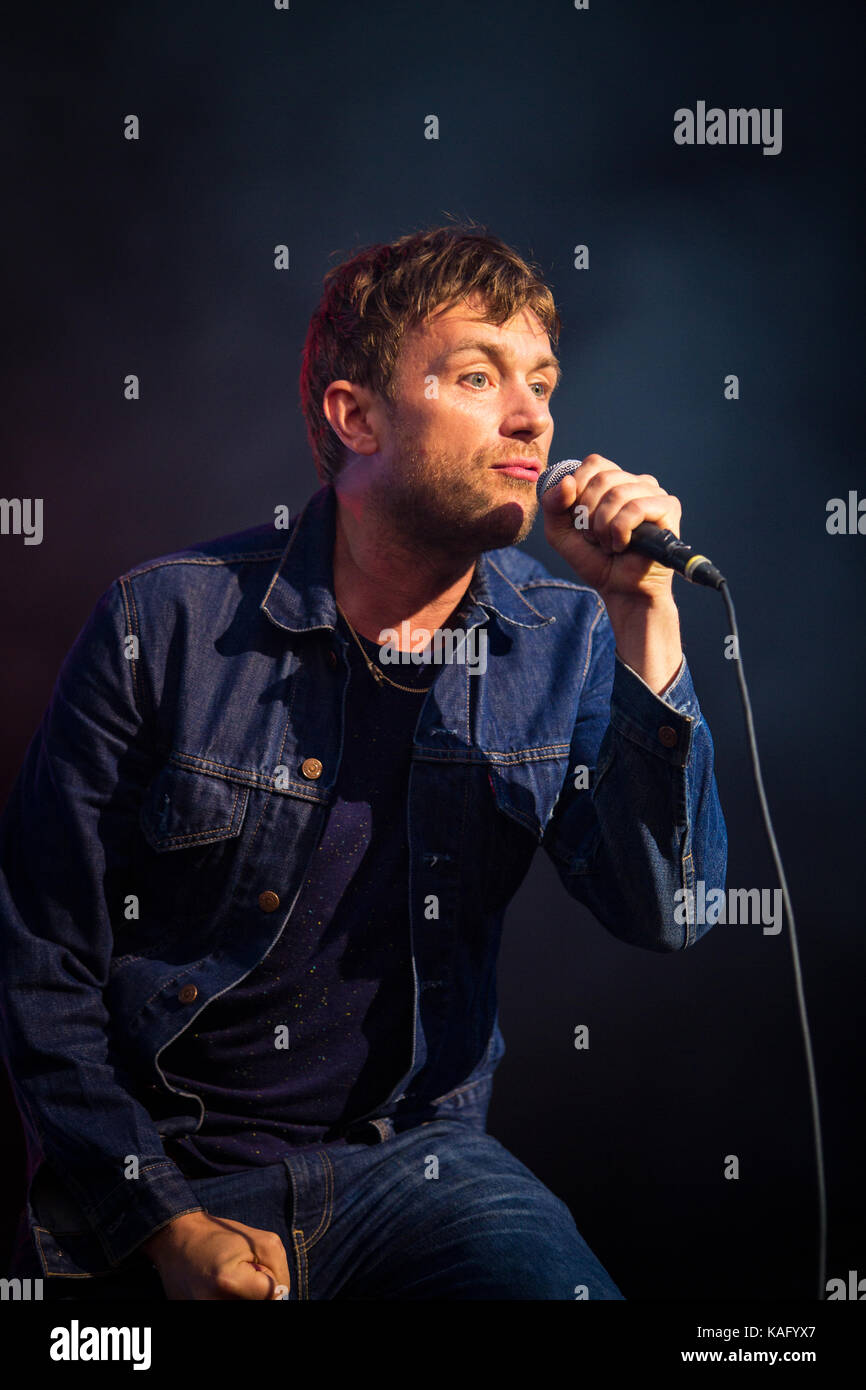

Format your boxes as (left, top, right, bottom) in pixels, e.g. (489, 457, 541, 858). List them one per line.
(535, 458, 584, 501)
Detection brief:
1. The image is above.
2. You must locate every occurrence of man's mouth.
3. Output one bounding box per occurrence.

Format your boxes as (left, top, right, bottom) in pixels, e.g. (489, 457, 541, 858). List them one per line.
(489, 460, 542, 481)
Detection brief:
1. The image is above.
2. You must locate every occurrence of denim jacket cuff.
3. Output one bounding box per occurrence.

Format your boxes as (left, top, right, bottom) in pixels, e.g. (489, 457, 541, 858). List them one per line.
(609, 653, 700, 768)
(37, 1159, 205, 1276)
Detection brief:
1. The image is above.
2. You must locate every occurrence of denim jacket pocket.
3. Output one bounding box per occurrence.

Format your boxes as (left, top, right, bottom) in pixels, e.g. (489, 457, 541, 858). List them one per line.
(132, 760, 250, 931)
(487, 746, 572, 843)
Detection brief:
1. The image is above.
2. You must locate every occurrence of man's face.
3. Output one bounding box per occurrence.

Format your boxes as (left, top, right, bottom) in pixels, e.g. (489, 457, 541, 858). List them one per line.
(363, 293, 560, 556)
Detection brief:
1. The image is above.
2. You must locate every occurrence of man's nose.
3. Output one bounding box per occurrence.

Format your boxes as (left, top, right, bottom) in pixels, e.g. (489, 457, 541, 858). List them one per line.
(500, 385, 552, 440)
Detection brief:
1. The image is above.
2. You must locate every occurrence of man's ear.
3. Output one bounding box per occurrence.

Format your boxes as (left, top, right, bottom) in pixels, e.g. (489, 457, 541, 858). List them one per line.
(322, 380, 381, 457)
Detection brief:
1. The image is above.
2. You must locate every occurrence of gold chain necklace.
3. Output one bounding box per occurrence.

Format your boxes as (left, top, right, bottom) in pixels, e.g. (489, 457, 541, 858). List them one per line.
(334, 600, 433, 693)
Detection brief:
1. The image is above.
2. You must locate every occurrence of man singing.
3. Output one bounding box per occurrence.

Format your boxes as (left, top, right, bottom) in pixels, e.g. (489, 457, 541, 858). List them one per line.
(0, 225, 726, 1300)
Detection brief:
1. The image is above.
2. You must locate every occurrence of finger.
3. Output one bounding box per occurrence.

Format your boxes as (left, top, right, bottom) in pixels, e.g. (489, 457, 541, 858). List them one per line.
(216, 1217, 292, 1293)
(588, 483, 677, 550)
(540, 470, 579, 517)
(577, 453, 618, 483)
(574, 468, 660, 513)
(604, 494, 682, 553)
(253, 1230, 292, 1291)
(249, 1260, 287, 1300)
(541, 455, 612, 512)
(212, 1261, 276, 1300)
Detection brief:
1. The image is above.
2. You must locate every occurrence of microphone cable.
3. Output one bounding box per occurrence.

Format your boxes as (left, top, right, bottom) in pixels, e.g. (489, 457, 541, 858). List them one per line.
(717, 577, 827, 1301)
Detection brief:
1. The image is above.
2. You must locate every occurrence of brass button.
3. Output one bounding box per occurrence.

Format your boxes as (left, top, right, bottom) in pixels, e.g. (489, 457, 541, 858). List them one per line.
(657, 725, 678, 748)
(301, 757, 323, 780)
(258, 890, 280, 913)
(178, 984, 198, 1004)
(327, 650, 337, 669)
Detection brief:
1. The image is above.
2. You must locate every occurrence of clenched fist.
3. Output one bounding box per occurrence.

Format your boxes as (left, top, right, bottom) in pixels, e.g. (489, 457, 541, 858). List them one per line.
(540, 453, 682, 604)
(141, 1210, 291, 1301)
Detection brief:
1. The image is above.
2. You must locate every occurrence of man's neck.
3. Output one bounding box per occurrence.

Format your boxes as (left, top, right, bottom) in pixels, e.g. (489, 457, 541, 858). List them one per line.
(331, 497, 477, 647)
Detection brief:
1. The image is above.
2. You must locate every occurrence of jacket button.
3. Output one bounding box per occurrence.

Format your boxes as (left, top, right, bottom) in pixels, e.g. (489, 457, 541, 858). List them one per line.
(657, 725, 678, 748)
(258, 890, 280, 912)
(327, 650, 337, 669)
(301, 757, 323, 779)
(178, 984, 198, 1004)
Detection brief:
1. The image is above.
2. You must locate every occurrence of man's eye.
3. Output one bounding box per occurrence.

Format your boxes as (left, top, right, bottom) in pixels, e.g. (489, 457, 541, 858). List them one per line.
(464, 372, 490, 388)
(531, 381, 551, 397)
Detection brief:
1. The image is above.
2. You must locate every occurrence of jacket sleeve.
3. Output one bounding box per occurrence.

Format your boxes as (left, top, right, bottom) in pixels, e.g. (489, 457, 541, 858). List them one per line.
(540, 602, 727, 951)
(0, 577, 204, 1268)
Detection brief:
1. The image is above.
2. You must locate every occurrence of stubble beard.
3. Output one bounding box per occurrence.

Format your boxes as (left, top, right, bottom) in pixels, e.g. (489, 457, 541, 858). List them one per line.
(368, 422, 540, 565)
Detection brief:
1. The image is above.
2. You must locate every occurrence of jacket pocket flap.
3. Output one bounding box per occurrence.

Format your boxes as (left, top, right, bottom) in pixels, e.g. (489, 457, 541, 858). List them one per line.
(140, 763, 249, 851)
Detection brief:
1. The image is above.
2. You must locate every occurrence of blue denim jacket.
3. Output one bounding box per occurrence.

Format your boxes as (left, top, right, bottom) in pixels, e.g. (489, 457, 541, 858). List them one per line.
(0, 482, 726, 1278)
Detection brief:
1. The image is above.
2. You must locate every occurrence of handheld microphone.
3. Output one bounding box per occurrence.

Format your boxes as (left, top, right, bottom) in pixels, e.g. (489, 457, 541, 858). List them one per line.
(536, 458, 726, 590)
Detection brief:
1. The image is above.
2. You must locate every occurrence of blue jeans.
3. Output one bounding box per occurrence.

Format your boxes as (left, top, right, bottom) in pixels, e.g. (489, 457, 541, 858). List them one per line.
(13, 1118, 624, 1301)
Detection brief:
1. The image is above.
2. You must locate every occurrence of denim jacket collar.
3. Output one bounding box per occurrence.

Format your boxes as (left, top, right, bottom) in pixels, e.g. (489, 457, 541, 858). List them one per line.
(260, 482, 553, 635)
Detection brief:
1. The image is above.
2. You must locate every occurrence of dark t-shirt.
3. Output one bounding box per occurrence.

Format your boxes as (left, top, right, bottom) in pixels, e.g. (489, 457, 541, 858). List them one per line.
(161, 610, 444, 1175)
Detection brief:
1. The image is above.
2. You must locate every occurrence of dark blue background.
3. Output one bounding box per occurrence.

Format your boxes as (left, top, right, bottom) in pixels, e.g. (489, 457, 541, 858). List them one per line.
(1, 0, 863, 1299)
